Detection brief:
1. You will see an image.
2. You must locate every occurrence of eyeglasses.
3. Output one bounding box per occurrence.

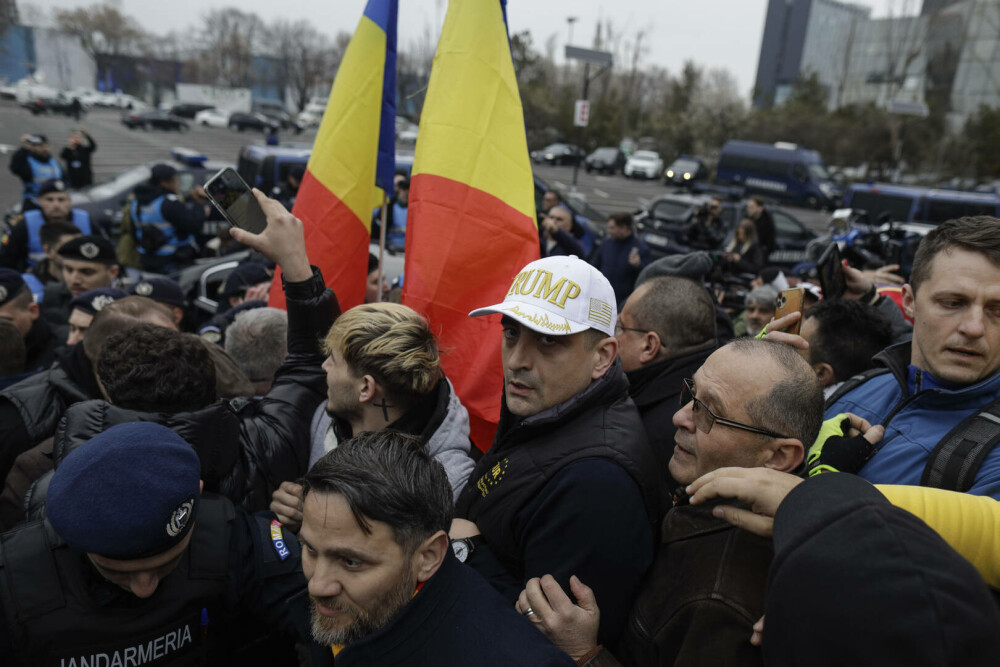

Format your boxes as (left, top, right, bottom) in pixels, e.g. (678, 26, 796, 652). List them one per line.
(614, 321, 649, 336)
(679, 378, 789, 439)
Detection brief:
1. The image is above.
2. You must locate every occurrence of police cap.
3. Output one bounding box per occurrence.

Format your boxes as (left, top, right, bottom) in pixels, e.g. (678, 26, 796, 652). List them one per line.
(47, 422, 201, 559)
(68, 287, 128, 317)
(130, 277, 185, 308)
(58, 235, 116, 264)
(222, 262, 271, 299)
(37, 179, 69, 198)
(150, 163, 178, 183)
(0, 268, 29, 307)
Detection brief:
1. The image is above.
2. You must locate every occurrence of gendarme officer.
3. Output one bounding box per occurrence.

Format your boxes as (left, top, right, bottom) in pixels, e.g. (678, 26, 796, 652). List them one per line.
(0, 422, 317, 665)
(130, 164, 210, 273)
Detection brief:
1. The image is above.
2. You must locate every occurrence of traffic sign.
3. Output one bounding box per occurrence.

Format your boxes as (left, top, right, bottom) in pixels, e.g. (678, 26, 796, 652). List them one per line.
(574, 100, 590, 127)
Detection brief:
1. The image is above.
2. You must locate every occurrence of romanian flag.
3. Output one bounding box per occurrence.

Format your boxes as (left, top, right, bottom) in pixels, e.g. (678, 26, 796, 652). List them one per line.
(268, 0, 397, 310)
(402, 0, 540, 451)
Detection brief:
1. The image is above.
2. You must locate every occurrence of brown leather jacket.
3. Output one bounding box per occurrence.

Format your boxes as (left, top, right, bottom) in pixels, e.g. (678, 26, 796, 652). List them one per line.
(584, 503, 770, 667)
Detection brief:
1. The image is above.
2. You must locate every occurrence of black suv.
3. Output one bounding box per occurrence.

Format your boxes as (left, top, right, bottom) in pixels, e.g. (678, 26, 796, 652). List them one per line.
(585, 147, 625, 174)
(229, 112, 280, 133)
(664, 156, 709, 187)
(635, 193, 817, 269)
(168, 103, 215, 119)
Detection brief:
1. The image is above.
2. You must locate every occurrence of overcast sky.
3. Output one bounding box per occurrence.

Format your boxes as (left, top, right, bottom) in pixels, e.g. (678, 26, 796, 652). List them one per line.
(24, 0, 909, 100)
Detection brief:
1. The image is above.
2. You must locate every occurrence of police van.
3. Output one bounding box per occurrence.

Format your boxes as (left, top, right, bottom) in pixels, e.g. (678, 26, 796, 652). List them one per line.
(845, 183, 1000, 224)
(715, 140, 841, 209)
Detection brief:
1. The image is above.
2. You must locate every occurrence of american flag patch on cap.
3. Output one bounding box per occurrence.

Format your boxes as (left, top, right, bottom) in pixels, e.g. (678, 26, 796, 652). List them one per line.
(588, 298, 614, 328)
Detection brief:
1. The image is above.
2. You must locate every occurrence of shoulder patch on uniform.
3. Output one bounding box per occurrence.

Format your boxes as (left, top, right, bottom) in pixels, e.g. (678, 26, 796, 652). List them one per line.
(269, 520, 291, 561)
(200, 330, 221, 344)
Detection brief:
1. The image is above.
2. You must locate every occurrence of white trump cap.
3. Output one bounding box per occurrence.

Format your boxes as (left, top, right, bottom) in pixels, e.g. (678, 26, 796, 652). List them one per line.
(469, 255, 617, 337)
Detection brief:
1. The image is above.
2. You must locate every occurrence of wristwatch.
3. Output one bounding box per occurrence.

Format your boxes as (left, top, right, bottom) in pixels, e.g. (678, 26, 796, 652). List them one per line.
(450, 536, 483, 563)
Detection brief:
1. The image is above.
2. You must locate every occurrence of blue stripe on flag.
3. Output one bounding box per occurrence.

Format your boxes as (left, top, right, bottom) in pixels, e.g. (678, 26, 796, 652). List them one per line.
(365, 0, 398, 193)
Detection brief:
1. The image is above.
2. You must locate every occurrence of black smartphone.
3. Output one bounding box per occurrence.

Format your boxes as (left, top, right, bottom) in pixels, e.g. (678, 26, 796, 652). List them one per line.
(817, 242, 846, 301)
(204, 167, 268, 234)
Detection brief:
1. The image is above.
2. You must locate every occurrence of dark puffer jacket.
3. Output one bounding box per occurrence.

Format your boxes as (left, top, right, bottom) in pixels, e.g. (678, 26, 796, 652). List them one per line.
(25, 267, 338, 515)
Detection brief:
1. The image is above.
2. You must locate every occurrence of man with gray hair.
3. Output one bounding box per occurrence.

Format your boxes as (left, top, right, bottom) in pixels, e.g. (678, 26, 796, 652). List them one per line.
(519, 337, 824, 667)
(225, 307, 288, 396)
(738, 285, 778, 337)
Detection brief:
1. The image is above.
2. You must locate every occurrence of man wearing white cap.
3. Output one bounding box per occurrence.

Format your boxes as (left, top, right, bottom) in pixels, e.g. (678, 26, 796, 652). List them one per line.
(451, 255, 664, 648)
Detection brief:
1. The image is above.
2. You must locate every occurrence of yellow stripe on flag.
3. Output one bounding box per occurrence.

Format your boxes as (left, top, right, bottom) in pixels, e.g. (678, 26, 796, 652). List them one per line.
(308, 15, 387, 227)
(411, 1, 535, 224)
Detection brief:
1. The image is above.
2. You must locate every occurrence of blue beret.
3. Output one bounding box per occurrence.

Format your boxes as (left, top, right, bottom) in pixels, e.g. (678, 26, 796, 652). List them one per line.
(69, 288, 127, 316)
(222, 262, 271, 298)
(47, 423, 201, 559)
(0, 268, 28, 307)
(130, 277, 185, 307)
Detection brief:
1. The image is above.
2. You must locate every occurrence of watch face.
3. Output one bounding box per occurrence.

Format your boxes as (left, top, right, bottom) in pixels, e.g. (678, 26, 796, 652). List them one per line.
(451, 540, 470, 563)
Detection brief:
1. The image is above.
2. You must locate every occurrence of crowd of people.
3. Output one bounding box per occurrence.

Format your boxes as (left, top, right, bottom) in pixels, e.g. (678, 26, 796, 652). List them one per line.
(1, 125, 999, 665)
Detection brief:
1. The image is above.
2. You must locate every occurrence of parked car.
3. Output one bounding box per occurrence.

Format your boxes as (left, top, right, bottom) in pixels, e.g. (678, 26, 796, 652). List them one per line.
(122, 110, 189, 131)
(229, 112, 280, 133)
(635, 192, 817, 269)
(664, 155, 709, 187)
(22, 94, 83, 116)
(530, 143, 585, 166)
(584, 147, 625, 174)
(259, 110, 303, 133)
(169, 103, 215, 119)
(623, 150, 664, 179)
(396, 117, 419, 143)
(194, 108, 231, 128)
(297, 97, 327, 128)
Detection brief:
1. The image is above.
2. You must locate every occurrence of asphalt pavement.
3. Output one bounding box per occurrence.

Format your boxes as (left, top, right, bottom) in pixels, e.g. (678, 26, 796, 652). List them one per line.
(0, 100, 318, 211)
(0, 99, 829, 233)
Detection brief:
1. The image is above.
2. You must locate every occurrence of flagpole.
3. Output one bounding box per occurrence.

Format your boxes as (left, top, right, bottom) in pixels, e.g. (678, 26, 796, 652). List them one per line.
(377, 191, 389, 302)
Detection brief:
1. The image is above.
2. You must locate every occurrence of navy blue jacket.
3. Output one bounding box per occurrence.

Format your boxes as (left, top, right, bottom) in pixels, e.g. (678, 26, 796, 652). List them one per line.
(590, 235, 651, 305)
(826, 342, 1000, 499)
(329, 551, 574, 666)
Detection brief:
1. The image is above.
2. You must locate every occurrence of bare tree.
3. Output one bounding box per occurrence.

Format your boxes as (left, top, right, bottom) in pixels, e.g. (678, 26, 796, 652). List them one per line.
(189, 8, 264, 88)
(264, 19, 338, 111)
(53, 1, 146, 59)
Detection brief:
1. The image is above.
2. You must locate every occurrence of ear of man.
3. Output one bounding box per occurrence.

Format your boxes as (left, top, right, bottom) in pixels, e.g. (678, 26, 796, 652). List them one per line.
(640, 330, 662, 364)
(590, 337, 618, 380)
(760, 438, 805, 474)
(413, 531, 449, 584)
(358, 374, 379, 404)
(813, 362, 836, 388)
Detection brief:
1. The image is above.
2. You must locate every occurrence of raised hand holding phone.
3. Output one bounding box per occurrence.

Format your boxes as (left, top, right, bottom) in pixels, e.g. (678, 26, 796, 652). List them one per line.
(228, 189, 312, 282)
(204, 167, 268, 234)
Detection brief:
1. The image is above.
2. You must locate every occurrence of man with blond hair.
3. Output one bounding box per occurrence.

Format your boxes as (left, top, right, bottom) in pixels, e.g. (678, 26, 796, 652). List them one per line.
(269, 302, 476, 528)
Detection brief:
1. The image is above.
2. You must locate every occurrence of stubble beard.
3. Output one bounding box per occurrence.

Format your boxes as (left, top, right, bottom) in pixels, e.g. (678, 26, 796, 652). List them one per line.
(309, 566, 416, 646)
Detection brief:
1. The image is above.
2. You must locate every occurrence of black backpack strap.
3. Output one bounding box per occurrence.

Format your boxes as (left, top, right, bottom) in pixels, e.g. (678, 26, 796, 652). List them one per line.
(921, 398, 1000, 492)
(824, 368, 891, 409)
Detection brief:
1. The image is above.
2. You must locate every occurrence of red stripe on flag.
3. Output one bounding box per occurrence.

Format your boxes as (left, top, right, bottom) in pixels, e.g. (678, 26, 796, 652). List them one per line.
(402, 173, 540, 452)
(268, 169, 371, 310)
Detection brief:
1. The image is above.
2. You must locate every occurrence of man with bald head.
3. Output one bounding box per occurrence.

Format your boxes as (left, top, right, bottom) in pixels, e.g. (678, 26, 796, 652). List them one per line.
(519, 338, 824, 667)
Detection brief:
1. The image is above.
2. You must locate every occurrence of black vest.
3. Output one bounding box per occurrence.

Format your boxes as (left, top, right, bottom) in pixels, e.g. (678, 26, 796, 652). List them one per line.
(456, 361, 665, 578)
(0, 497, 234, 666)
